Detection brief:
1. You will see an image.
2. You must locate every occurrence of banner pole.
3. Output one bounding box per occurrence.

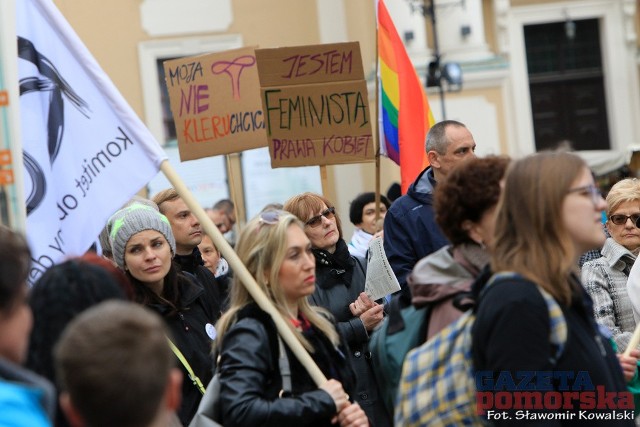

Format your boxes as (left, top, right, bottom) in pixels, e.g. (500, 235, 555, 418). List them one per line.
(160, 159, 327, 386)
(0, 0, 27, 231)
(624, 323, 640, 357)
(374, 0, 381, 221)
(225, 153, 242, 228)
(319, 165, 329, 196)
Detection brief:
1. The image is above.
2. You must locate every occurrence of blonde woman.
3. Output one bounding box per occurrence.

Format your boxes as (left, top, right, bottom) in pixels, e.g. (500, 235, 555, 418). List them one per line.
(284, 193, 389, 426)
(582, 178, 640, 352)
(215, 211, 368, 427)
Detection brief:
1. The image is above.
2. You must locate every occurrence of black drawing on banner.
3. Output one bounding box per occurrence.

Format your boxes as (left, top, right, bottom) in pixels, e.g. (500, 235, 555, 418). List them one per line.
(17, 36, 91, 214)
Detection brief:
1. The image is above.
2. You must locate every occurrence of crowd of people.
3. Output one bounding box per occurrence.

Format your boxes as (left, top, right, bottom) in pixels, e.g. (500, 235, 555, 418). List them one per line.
(4, 119, 640, 426)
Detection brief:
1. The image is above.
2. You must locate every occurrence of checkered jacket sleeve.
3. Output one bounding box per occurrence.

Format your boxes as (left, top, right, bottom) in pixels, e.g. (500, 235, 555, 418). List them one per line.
(581, 256, 636, 352)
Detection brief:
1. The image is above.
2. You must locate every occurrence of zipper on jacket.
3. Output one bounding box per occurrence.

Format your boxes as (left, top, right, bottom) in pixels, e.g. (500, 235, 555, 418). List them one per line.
(178, 312, 190, 331)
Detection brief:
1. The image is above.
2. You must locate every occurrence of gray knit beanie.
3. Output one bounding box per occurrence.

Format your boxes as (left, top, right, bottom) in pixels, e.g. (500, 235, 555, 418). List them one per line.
(100, 197, 160, 257)
(108, 203, 176, 270)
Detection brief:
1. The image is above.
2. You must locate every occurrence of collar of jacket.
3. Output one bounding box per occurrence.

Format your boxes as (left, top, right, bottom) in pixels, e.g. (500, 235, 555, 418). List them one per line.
(149, 273, 203, 315)
(600, 237, 636, 270)
(406, 166, 437, 204)
(174, 247, 204, 274)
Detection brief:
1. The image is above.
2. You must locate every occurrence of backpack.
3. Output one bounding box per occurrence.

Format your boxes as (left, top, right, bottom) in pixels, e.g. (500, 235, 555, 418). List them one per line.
(394, 272, 568, 427)
(369, 295, 430, 414)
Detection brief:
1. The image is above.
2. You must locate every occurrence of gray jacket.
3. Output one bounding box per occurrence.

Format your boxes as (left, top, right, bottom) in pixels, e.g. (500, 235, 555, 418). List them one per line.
(582, 237, 637, 352)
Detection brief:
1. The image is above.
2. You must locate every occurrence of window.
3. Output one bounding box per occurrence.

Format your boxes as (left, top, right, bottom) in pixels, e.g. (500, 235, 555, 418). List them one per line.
(524, 19, 609, 151)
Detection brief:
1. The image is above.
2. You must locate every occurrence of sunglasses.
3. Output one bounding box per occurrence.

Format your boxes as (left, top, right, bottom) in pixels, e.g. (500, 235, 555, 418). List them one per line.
(305, 207, 336, 228)
(258, 210, 282, 227)
(609, 214, 640, 226)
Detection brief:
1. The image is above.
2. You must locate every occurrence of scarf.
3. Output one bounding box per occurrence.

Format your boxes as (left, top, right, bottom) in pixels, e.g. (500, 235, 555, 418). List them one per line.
(312, 239, 354, 287)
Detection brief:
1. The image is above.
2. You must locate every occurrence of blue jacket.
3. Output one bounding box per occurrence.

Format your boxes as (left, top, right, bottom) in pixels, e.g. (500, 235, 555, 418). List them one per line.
(383, 167, 449, 297)
(0, 357, 54, 427)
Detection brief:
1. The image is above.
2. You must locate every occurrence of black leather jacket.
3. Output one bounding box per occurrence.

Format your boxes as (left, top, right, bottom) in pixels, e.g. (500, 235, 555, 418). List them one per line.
(218, 304, 356, 427)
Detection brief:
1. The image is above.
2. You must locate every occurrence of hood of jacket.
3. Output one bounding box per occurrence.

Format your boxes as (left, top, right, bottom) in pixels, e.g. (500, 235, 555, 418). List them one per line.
(406, 167, 436, 204)
(408, 245, 476, 306)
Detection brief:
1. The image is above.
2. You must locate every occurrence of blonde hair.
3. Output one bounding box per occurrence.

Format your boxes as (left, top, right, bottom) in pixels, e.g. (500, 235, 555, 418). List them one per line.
(215, 211, 339, 351)
(491, 151, 586, 306)
(606, 178, 640, 216)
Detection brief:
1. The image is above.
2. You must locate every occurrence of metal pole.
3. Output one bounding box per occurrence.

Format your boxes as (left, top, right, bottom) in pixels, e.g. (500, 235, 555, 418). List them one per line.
(425, 0, 446, 119)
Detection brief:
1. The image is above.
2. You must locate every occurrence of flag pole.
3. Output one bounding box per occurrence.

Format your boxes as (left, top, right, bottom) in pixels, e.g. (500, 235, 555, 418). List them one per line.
(374, 0, 381, 222)
(160, 159, 327, 386)
(0, 0, 27, 231)
(373, 0, 382, 223)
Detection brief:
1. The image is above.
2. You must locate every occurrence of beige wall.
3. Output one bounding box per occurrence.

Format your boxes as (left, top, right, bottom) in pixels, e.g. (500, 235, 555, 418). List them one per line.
(54, 0, 148, 117)
(230, 1, 321, 48)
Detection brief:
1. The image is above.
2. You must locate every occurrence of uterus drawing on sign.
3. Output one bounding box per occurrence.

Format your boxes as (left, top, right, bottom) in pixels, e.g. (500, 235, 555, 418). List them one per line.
(210, 55, 256, 100)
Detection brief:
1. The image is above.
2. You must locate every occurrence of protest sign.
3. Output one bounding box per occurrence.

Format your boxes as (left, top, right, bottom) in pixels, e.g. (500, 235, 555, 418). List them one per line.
(163, 46, 267, 161)
(256, 42, 374, 168)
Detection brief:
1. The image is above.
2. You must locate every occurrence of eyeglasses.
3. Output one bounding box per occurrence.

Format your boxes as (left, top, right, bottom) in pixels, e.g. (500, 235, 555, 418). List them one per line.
(566, 184, 603, 206)
(305, 207, 336, 228)
(609, 214, 640, 226)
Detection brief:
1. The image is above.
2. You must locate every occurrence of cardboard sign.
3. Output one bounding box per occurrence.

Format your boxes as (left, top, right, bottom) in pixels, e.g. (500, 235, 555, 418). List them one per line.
(256, 42, 374, 168)
(163, 46, 268, 161)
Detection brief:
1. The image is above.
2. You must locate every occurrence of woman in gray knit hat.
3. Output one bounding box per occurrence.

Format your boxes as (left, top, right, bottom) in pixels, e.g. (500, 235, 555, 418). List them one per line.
(108, 203, 219, 426)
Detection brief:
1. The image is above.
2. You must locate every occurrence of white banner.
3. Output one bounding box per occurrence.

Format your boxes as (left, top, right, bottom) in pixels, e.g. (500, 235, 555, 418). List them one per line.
(16, 0, 167, 285)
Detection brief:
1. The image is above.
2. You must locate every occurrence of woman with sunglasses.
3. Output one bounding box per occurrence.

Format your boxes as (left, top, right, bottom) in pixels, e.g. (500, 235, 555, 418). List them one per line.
(581, 178, 640, 353)
(284, 193, 391, 427)
(472, 152, 634, 425)
(215, 210, 368, 427)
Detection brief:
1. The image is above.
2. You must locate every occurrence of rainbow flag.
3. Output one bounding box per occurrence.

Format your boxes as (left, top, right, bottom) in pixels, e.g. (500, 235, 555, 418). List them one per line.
(378, 0, 435, 194)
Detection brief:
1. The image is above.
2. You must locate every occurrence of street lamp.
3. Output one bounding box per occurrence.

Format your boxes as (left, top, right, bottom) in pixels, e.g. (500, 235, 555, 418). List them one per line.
(409, 0, 463, 119)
